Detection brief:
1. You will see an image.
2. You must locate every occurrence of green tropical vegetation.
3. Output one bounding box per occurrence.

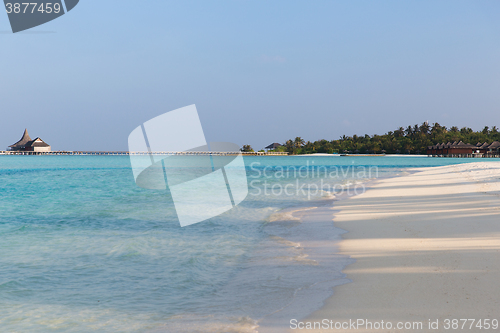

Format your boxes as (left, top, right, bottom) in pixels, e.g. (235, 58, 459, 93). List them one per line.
(240, 144, 254, 152)
(265, 123, 500, 155)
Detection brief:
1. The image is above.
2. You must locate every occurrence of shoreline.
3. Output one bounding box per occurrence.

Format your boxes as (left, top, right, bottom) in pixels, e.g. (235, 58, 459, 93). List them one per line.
(256, 175, 389, 332)
(289, 161, 500, 332)
(256, 201, 352, 333)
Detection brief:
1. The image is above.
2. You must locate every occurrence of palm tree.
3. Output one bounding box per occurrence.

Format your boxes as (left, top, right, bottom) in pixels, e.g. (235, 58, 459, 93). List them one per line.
(431, 123, 444, 136)
(394, 127, 405, 138)
(405, 126, 413, 137)
(419, 122, 430, 135)
(285, 140, 294, 154)
(241, 145, 254, 152)
(413, 124, 420, 135)
(460, 127, 473, 135)
(293, 137, 305, 149)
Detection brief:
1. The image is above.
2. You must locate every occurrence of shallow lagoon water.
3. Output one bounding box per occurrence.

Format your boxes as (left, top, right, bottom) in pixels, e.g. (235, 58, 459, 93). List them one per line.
(0, 155, 490, 332)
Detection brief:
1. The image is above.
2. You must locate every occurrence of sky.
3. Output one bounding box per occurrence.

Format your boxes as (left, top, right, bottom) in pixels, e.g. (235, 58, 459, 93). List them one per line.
(1, 0, 500, 151)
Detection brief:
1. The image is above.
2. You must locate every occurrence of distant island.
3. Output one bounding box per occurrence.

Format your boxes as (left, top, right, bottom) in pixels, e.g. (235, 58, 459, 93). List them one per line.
(244, 122, 500, 155)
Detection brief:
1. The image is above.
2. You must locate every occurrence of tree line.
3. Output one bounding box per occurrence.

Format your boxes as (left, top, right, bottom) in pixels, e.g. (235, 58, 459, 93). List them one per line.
(241, 123, 500, 155)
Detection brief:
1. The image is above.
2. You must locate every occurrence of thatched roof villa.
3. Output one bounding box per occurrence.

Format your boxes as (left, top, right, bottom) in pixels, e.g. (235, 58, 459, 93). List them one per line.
(8, 129, 51, 152)
(427, 141, 500, 157)
(265, 143, 282, 151)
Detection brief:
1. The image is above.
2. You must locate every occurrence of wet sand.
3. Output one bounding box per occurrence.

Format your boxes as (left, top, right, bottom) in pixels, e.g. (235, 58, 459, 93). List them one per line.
(288, 162, 500, 332)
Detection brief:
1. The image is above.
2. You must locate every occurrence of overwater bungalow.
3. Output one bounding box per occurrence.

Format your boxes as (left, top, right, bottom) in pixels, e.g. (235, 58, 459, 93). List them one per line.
(427, 141, 500, 157)
(8, 129, 51, 152)
(486, 141, 500, 155)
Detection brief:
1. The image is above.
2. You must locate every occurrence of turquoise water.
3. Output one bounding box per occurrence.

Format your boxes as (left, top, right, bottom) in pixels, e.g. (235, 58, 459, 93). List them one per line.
(0, 155, 494, 332)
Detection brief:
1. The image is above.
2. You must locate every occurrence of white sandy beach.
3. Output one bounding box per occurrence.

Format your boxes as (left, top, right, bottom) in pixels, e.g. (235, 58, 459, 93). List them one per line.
(285, 162, 500, 333)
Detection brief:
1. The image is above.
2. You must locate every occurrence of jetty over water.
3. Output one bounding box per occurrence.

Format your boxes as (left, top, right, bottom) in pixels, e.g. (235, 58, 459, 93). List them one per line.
(0, 151, 289, 156)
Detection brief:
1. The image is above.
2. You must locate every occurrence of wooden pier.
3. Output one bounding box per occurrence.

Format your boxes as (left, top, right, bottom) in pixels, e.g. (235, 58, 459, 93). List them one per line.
(0, 151, 288, 156)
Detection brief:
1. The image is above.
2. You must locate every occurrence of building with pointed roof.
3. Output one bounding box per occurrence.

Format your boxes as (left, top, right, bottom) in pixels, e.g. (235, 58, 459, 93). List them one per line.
(265, 143, 282, 151)
(8, 129, 51, 152)
(9, 129, 32, 150)
(487, 141, 500, 155)
(427, 141, 499, 157)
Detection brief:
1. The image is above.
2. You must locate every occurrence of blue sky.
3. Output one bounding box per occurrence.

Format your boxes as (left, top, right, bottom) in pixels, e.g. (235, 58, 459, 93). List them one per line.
(1, 0, 500, 151)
